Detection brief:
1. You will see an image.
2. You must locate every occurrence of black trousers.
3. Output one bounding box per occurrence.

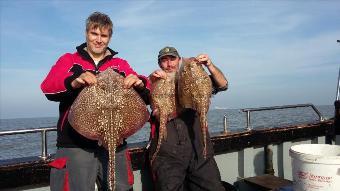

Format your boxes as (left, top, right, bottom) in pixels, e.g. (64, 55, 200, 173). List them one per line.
(149, 109, 225, 191)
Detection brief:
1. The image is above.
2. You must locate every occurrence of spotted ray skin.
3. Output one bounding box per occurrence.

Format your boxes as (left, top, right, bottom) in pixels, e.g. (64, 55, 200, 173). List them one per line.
(68, 68, 149, 191)
(178, 57, 212, 158)
(150, 72, 178, 164)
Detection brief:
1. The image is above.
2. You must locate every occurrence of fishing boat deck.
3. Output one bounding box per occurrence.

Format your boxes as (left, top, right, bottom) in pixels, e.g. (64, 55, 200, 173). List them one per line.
(1, 102, 339, 190)
(1, 120, 336, 190)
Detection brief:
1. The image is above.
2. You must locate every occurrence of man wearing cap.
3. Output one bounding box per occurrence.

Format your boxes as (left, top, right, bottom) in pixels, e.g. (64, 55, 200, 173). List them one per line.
(148, 46, 228, 191)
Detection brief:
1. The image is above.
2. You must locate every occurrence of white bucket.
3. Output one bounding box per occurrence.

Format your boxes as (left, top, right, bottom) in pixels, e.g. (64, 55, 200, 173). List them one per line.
(289, 144, 340, 191)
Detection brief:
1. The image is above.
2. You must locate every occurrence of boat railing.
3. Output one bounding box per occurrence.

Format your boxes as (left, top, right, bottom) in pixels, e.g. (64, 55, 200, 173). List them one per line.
(223, 103, 325, 131)
(0, 127, 57, 160)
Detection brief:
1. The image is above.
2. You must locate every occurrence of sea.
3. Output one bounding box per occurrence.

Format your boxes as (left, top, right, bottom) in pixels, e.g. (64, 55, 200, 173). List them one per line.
(0, 105, 334, 160)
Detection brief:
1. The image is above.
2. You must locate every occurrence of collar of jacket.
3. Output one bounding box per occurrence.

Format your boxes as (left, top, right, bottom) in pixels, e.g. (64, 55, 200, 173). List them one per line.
(76, 43, 118, 63)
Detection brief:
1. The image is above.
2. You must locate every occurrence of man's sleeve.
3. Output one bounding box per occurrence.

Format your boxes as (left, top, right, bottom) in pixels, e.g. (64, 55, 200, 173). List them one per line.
(210, 75, 228, 95)
(40, 53, 84, 102)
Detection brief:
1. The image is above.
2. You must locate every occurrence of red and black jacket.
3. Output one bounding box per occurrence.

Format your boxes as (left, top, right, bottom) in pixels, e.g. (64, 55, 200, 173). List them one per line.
(41, 43, 150, 148)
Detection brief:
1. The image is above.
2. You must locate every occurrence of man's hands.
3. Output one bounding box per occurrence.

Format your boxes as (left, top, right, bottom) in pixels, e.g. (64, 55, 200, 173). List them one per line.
(71, 71, 144, 89)
(196, 53, 213, 67)
(196, 53, 228, 88)
(71, 71, 97, 89)
(123, 74, 144, 89)
(148, 69, 167, 83)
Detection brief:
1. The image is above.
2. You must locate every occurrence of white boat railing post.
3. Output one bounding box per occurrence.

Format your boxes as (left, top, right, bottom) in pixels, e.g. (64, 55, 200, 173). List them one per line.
(40, 129, 48, 160)
(223, 114, 228, 134)
(309, 104, 325, 121)
(246, 111, 251, 131)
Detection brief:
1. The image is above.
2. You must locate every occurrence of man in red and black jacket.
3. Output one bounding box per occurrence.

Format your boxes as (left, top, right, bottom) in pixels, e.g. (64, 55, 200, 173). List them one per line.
(41, 12, 150, 191)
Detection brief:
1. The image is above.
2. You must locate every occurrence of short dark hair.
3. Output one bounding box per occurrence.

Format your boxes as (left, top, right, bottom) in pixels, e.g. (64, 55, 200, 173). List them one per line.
(86, 12, 113, 37)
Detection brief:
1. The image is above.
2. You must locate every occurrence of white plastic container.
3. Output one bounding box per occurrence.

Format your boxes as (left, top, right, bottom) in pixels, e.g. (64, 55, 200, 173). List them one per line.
(289, 144, 340, 191)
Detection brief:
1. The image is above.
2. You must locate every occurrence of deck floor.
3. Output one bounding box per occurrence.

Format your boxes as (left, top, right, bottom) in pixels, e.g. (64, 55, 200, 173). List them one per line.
(2, 184, 100, 191)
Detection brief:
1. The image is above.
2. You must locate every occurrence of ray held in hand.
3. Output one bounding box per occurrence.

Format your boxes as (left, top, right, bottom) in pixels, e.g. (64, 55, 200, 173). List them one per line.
(68, 68, 149, 190)
(178, 57, 213, 158)
(150, 72, 179, 164)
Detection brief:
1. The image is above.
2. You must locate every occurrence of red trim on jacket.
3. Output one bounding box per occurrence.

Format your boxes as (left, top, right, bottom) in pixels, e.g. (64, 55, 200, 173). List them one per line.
(60, 108, 70, 131)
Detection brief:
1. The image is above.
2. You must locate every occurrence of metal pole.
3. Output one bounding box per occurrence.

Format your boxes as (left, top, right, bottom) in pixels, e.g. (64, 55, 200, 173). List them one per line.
(336, 41, 340, 101)
(223, 114, 228, 134)
(264, 145, 274, 175)
(334, 40, 340, 145)
(40, 130, 48, 160)
(336, 67, 340, 101)
(310, 104, 325, 121)
(246, 111, 251, 130)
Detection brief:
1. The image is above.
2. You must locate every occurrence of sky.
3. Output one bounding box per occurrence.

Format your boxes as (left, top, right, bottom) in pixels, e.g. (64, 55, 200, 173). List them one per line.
(0, 0, 340, 119)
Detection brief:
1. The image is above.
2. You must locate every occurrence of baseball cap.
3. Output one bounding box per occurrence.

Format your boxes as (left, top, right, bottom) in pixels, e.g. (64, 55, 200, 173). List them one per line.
(158, 46, 180, 61)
